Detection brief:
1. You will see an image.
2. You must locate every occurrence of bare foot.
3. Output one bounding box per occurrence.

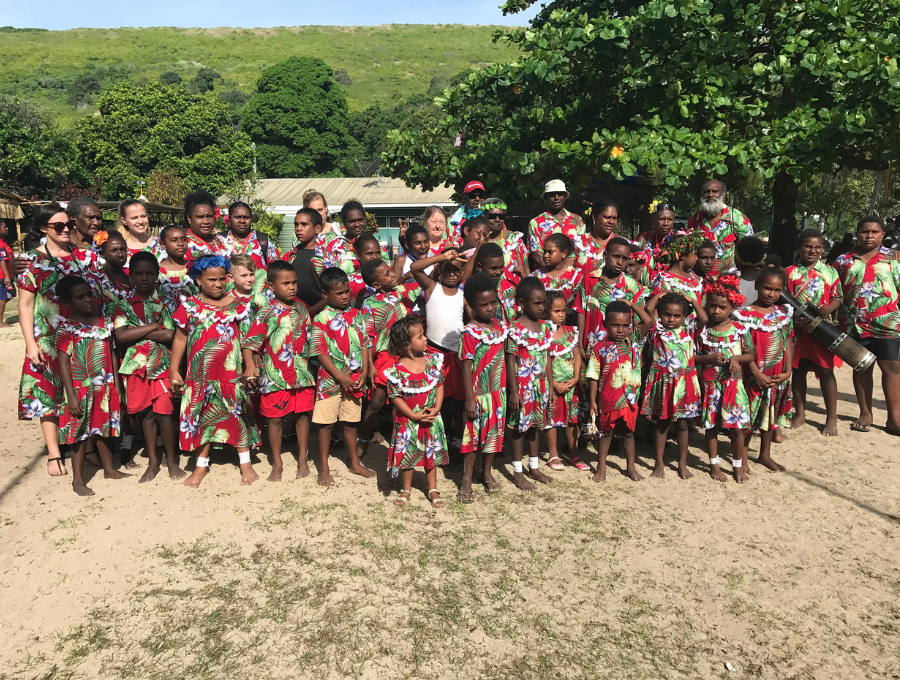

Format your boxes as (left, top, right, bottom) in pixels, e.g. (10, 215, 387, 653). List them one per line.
(317, 470, 335, 487)
(47, 458, 67, 476)
(822, 419, 838, 437)
(733, 468, 749, 483)
(756, 455, 785, 472)
(140, 466, 160, 483)
(72, 481, 94, 496)
(296, 460, 310, 479)
(626, 467, 645, 482)
(122, 459, 139, 470)
(183, 468, 208, 488)
(513, 471, 535, 491)
(709, 465, 727, 483)
(678, 465, 694, 480)
(790, 412, 806, 429)
(591, 469, 606, 483)
(104, 469, 132, 480)
(240, 467, 259, 486)
(267, 465, 283, 483)
(651, 465, 665, 479)
(348, 464, 377, 479)
(772, 428, 785, 444)
(167, 465, 187, 480)
(528, 468, 553, 484)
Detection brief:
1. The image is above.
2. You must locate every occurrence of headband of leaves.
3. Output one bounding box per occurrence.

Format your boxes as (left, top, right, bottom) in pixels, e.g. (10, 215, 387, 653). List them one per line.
(189, 254, 231, 281)
(481, 202, 507, 212)
(656, 230, 705, 264)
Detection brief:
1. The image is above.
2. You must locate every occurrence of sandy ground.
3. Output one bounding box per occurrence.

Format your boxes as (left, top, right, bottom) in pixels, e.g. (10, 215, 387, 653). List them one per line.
(1, 309, 899, 680)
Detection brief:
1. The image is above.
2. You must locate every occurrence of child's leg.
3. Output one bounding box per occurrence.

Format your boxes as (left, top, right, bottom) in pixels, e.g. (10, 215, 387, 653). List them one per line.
(41, 416, 65, 476)
(565, 423, 577, 453)
(480, 451, 498, 491)
(756, 428, 785, 472)
(790, 361, 809, 428)
(426, 466, 444, 508)
(140, 413, 161, 483)
(674, 418, 692, 479)
(704, 427, 727, 482)
(358, 386, 387, 455)
(97, 436, 130, 480)
(526, 428, 552, 484)
(237, 446, 258, 486)
(620, 426, 643, 481)
(394, 468, 414, 506)
(267, 416, 285, 482)
(729, 429, 748, 483)
(316, 423, 335, 486)
(510, 429, 535, 491)
(545, 427, 564, 469)
(157, 413, 184, 479)
(70, 440, 92, 496)
(652, 419, 670, 478)
(592, 431, 612, 483)
(295, 412, 311, 479)
(184, 442, 212, 488)
(852, 363, 875, 430)
(120, 413, 136, 468)
(344, 422, 376, 478)
(813, 365, 839, 436)
(461, 452, 476, 497)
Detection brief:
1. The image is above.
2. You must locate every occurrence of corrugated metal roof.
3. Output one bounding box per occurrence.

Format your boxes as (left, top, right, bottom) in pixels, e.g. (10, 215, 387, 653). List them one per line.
(230, 177, 457, 210)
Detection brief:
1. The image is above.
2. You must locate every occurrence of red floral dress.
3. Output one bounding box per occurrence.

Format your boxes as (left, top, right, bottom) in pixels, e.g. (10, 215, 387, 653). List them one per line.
(650, 270, 704, 330)
(458, 320, 508, 454)
(172, 297, 259, 452)
(734, 305, 794, 432)
(639, 321, 702, 421)
(95, 269, 137, 315)
(572, 273, 648, 350)
(506, 321, 555, 432)
(185, 231, 228, 261)
(696, 323, 752, 431)
(55, 319, 121, 444)
(585, 334, 644, 431)
(785, 260, 843, 368)
(158, 267, 198, 314)
(17, 249, 102, 420)
(529, 266, 583, 305)
(548, 326, 581, 426)
(385, 353, 449, 475)
(490, 229, 528, 283)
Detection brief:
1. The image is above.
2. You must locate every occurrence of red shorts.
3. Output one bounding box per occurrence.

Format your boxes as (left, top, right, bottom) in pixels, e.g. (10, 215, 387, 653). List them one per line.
(373, 351, 395, 388)
(597, 405, 638, 433)
(125, 374, 174, 415)
(259, 387, 315, 418)
(428, 344, 464, 400)
(792, 331, 842, 370)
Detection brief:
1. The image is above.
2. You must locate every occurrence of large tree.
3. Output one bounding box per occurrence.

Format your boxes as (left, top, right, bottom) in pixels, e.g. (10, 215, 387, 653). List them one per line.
(241, 57, 353, 178)
(78, 82, 253, 198)
(383, 0, 900, 259)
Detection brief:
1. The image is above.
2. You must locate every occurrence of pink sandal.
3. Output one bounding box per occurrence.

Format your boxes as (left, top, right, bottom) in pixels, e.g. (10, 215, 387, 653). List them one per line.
(547, 456, 565, 471)
(570, 456, 590, 471)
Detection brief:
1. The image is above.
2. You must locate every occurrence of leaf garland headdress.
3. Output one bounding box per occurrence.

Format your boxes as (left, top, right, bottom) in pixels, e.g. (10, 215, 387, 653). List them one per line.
(656, 230, 705, 265)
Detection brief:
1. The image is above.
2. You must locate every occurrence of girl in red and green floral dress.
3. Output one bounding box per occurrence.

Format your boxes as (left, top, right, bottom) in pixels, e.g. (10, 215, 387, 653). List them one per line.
(506, 278, 556, 491)
(529, 233, 583, 306)
(55, 275, 129, 496)
(646, 231, 706, 332)
(543, 291, 585, 471)
(733, 268, 794, 472)
(385, 316, 448, 508)
(696, 275, 753, 483)
(158, 225, 197, 314)
(170, 255, 260, 489)
(17, 204, 103, 478)
(641, 292, 707, 480)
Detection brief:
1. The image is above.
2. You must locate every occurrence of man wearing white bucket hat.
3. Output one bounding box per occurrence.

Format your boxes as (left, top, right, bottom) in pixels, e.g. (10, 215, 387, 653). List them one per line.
(527, 179, 585, 258)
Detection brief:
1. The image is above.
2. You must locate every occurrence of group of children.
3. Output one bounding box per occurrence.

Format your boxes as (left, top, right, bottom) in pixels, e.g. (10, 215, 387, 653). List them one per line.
(20, 193, 858, 505)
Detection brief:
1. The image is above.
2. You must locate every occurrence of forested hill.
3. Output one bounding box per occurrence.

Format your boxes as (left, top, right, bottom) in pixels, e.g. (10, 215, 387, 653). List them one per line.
(0, 25, 521, 124)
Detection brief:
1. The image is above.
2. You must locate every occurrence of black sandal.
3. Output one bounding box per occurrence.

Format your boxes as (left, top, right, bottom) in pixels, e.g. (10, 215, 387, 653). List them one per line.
(456, 489, 475, 504)
(47, 457, 67, 476)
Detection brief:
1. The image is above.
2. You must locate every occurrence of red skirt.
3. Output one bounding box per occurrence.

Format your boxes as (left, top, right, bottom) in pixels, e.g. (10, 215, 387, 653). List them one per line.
(792, 331, 842, 370)
(427, 345, 464, 400)
(597, 405, 638, 433)
(125, 374, 175, 415)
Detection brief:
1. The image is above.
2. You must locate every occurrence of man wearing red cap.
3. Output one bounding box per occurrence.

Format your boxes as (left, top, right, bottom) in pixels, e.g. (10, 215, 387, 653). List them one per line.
(448, 180, 486, 242)
(527, 179, 585, 258)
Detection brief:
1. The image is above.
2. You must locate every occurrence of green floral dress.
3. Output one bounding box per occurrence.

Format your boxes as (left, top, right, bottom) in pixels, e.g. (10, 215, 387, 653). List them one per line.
(696, 323, 752, 430)
(548, 326, 581, 426)
(639, 321, 702, 421)
(506, 321, 555, 432)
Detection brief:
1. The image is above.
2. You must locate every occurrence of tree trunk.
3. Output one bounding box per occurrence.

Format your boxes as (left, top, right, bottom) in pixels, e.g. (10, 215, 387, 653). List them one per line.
(869, 170, 884, 215)
(770, 170, 799, 264)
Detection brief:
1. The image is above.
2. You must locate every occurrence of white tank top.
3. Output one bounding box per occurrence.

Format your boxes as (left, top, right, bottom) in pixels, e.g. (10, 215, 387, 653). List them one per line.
(425, 283, 465, 351)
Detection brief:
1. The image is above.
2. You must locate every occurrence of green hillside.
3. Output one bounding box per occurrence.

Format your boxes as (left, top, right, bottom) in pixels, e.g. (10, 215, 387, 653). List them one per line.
(0, 25, 522, 125)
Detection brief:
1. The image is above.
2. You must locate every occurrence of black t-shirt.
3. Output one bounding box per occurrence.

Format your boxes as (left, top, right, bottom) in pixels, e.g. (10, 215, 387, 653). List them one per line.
(290, 248, 322, 309)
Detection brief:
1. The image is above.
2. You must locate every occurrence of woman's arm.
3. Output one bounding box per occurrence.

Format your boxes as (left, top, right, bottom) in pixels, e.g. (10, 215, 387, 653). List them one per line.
(169, 327, 187, 390)
(18, 288, 45, 366)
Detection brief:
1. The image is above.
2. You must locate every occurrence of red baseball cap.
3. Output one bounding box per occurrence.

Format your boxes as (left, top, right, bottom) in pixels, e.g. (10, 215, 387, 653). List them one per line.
(463, 180, 485, 194)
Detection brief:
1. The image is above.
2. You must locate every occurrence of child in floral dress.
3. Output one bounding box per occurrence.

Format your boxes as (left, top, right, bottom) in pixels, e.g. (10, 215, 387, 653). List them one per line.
(696, 275, 753, 483)
(170, 255, 260, 488)
(543, 291, 585, 471)
(458, 273, 508, 503)
(587, 299, 653, 482)
(506, 277, 555, 490)
(733, 268, 794, 472)
(94, 231, 136, 304)
(472, 243, 518, 324)
(385, 316, 448, 508)
(641, 292, 707, 480)
(55, 275, 129, 496)
(529, 233, 582, 305)
(113, 252, 184, 483)
(158, 224, 197, 314)
(647, 231, 705, 332)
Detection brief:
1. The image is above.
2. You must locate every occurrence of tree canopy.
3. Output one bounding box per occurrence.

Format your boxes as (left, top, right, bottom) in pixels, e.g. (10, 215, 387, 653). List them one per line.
(77, 82, 253, 198)
(241, 57, 354, 178)
(383, 0, 900, 258)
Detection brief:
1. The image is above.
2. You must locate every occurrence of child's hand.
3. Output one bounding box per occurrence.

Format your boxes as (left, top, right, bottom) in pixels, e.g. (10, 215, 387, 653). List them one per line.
(752, 371, 774, 389)
(509, 392, 522, 412)
(419, 407, 437, 424)
(773, 372, 791, 385)
(513, 260, 527, 279)
(709, 352, 726, 366)
(242, 364, 259, 390)
(170, 372, 185, 394)
(442, 249, 459, 262)
(590, 400, 598, 416)
(465, 397, 478, 421)
(727, 356, 742, 373)
(407, 410, 423, 423)
(548, 392, 556, 410)
(69, 400, 84, 419)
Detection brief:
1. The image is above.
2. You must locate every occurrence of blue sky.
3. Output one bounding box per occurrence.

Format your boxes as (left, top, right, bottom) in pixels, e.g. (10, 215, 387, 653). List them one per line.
(3, 0, 542, 30)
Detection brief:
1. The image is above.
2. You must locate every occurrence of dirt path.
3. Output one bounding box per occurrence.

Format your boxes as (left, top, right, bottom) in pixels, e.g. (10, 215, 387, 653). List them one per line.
(1, 317, 898, 679)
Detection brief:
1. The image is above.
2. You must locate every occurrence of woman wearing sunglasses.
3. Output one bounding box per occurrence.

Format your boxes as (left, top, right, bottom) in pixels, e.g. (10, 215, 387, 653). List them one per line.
(483, 198, 529, 283)
(17, 204, 103, 478)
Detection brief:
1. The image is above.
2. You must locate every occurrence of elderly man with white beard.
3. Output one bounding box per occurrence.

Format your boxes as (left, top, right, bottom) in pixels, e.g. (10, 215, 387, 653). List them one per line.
(686, 179, 754, 277)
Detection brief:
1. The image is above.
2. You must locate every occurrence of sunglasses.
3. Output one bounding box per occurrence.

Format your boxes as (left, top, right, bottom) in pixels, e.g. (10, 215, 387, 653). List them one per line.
(487, 213, 507, 220)
(47, 221, 75, 233)
(654, 203, 676, 213)
(466, 191, 486, 199)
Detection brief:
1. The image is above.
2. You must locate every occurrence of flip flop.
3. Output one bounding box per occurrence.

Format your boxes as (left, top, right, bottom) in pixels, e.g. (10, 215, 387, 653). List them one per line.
(569, 456, 590, 472)
(47, 457, 67, 476)
(850, 421, 871, 432)
(456, 489, 475, 504)
(547, 456, 565, 471)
